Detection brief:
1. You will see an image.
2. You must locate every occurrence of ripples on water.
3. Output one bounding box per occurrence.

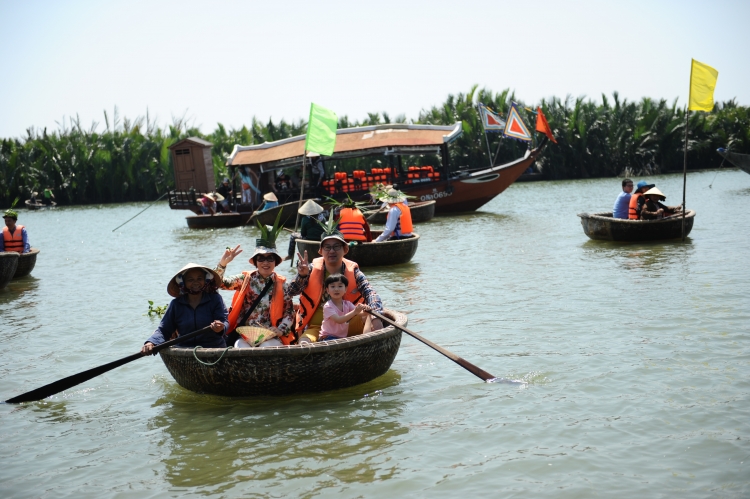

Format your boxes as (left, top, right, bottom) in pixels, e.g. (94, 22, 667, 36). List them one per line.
(1, 171, 748, 498)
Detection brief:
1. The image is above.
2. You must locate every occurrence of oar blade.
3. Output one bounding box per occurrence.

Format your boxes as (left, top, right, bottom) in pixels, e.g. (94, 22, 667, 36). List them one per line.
(5, 352, 143, 404)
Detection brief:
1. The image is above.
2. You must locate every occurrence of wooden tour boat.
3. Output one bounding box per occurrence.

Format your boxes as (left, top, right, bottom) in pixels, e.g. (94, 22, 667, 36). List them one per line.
(295, 232, 419, 267)
(158, 309, 407, 396)
(0, 252, 19, 289)
(363, 200, 436, 224)
(578, 211, 696, 242)
(717, 148, 750, 175)
(13, 248, 39, 278)
(186, 212, 253, 229)
(225, 123, 547, 215)
(25, 200, 56, 210)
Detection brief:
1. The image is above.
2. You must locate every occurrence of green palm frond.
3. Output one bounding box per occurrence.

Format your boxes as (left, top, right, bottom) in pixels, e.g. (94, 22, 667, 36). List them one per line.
(255, 208, 284, 248)
(315, 208, 341, 237)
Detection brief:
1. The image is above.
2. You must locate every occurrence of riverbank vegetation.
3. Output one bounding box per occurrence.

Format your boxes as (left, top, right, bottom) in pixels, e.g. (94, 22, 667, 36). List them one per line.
(2, 88, 748, 206)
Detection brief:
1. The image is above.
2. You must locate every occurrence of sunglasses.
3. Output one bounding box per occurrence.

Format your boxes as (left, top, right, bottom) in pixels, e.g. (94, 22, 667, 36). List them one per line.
(255, 255, 277, 263)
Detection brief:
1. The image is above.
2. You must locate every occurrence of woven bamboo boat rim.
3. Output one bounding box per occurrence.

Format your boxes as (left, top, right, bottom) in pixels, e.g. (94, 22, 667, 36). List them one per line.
(163, 309, 407, 358)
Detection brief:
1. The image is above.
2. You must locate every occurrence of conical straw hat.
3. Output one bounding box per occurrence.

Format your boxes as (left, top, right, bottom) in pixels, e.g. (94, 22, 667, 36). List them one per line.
(644, 187, 666, 199)
(298, 199, 324, 216)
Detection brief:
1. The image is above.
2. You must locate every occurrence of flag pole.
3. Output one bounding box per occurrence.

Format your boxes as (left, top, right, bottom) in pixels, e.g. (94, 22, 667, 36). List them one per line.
(681, 106, 689, 242)
(294, 152, 307, 232)
(478, 104, 494, 168)
(290, 151, 307, 267)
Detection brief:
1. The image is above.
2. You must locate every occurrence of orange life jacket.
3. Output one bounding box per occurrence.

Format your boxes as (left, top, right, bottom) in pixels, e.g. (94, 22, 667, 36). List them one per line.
(393, 203, 413, 234)
(338, 207, 368, 241)
(2, 225, 25, 253)
(628, 193, 643, 220)
(296, 258, 363, 332)
(227, 271, 292, 344)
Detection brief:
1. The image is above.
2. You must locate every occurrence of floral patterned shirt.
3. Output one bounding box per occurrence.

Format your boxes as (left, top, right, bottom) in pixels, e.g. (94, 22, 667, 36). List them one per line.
(215, 268, 306, 335)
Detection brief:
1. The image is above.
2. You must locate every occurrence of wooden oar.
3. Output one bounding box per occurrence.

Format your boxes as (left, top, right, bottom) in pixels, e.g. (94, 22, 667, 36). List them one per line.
(365, 205, 388, 222)
(367, 310, 497, 382)
(5, 325, 213, 404)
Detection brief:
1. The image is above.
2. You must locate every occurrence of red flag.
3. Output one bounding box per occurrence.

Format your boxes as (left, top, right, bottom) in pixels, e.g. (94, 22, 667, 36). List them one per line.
(535, 107, 557, 144)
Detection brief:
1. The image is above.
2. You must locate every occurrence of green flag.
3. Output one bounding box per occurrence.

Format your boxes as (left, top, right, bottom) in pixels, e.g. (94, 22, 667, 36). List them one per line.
(304, 103, 337, 156)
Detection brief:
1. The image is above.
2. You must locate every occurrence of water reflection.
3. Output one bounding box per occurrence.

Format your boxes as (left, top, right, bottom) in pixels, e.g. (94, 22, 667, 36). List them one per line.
(151, 371, 406, 490)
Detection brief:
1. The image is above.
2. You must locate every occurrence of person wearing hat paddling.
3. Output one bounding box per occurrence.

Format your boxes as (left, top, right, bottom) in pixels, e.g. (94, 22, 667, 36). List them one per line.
(141, 264, 228, 354)
(42, 187, 55, 206)
(199, 192, 223, 215)
(293, 214, 384, 344)
(1, 209, 30, 254)
(298, 199, 327, 242)
(258, 192, 279, 212)
(374, 188, 413, 242)
(216, 214, 309, 347)
(628, 180, 655, 220)
(640, 187, 682, 220)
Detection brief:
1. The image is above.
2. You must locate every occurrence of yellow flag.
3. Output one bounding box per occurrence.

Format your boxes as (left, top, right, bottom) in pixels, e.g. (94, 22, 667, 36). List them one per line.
(688, 59, 718, 112)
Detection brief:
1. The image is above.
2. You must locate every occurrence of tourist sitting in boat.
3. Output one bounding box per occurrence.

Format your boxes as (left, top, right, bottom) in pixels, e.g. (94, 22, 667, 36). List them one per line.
(275, 171, 291, 191)
(612, 178, 633, 219)
(216, 215, 308, 347)
(318, 273, 372, 341)
(336, 197, 372, 243)
(640, 187, 682, 220)
(628, 181, 655, 220)
(374, 188, 413, 242)
(258, 192, 279, 212)
(200, 192, 222, 215)
(216, 178, 233, 212)
(1, 209, 30, 254)
(29, 191, 38, 205)
(42, 187, 55, 206)
(293, 219, 384, 343)
(141, 263, 228, 354)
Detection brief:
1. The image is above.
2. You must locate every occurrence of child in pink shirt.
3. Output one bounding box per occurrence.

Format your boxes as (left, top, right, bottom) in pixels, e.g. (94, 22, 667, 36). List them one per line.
(319, 274, 371, 341)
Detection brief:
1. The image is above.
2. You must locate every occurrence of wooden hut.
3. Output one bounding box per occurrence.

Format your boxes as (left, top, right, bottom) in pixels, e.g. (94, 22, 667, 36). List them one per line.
(168, 137, 214, 211)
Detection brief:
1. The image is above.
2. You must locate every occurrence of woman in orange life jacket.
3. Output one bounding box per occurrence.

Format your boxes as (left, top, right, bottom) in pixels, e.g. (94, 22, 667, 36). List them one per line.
(1, 209, 30, 254)
(374, 188, 413, 242)
(628, 181, 654, 220)
(336, 196, 372, 243)
(215, 215, 309, 347)
(292, 212, 384, 344)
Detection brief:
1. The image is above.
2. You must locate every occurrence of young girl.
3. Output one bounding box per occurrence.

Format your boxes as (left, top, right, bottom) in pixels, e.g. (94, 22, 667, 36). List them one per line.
(319, 274, 372, 341)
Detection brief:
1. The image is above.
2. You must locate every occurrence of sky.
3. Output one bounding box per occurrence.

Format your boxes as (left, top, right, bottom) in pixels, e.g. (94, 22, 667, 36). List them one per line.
(1, 0, 748, 139)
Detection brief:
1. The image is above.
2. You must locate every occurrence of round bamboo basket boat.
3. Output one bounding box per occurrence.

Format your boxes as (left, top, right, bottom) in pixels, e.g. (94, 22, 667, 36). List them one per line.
(13, 248, 39, 278)
(158, 309, 407, 396)
(295, 232, 419, 267)
(578, 210, 696, 242)
(25, 200, 57, 210)
(364, 200, 436, 224)
(0, 252, 20, 289)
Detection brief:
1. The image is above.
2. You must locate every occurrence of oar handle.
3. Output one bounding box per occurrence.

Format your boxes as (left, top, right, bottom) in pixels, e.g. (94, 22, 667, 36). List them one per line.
(368, 310, 497, 382)
(147, 325, 214, 355)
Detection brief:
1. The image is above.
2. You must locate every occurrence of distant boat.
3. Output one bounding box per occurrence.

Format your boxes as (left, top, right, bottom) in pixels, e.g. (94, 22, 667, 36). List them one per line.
(226, 123, 547, 215)
(578, 211, 696, 242)
(717, 148, 750, 175)
(295, 232, 419, 267)
(25, 200, 56, 210)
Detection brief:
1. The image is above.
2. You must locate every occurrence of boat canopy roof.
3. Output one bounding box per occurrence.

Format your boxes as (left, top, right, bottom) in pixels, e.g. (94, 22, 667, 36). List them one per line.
(227, 122, 462, 171)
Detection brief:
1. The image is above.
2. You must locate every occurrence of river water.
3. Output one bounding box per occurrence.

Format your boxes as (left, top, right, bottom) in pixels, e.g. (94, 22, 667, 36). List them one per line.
(1, 170, 748, 498)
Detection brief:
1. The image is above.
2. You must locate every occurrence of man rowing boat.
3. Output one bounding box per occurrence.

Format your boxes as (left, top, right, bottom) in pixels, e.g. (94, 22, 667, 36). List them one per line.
(293, 220, 383, 343)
